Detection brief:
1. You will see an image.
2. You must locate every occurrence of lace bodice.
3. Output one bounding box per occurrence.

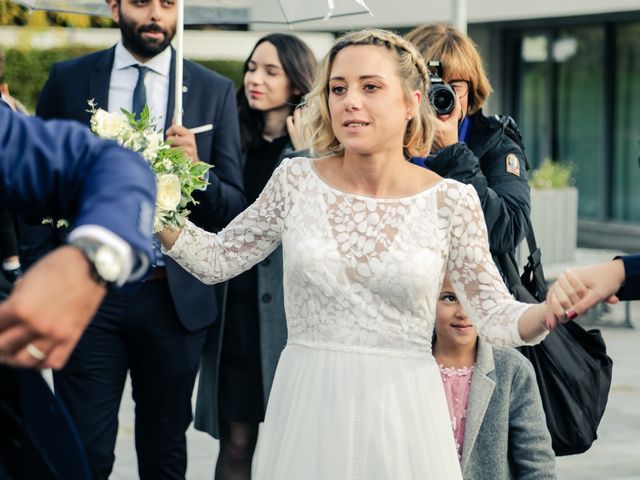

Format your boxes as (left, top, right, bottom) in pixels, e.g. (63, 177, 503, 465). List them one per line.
(166, 157, 538, 355)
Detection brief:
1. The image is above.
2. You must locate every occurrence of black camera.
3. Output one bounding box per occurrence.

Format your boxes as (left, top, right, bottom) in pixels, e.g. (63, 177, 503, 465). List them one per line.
(426, 60, 456, 116)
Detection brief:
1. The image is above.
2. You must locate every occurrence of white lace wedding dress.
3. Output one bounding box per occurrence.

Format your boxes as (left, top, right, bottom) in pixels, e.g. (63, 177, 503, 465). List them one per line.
(165, 157, 542, 479)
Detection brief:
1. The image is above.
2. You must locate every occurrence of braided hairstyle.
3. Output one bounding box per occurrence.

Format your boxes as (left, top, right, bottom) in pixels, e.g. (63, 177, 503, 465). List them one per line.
(303, 28, 436, 158)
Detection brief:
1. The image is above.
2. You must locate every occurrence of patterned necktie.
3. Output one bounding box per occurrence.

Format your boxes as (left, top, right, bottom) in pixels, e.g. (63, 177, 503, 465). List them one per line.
(131, 65, 149, 118)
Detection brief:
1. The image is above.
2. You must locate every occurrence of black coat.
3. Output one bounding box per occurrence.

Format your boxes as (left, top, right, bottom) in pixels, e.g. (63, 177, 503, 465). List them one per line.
(429, 110, 531, 265)
(194, 144, 309, 439)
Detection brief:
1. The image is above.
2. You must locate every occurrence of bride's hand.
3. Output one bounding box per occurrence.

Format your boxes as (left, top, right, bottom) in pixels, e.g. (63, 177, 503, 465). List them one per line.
(546, 262, 624, 325)
(543, 270, 586, 330)
(157, 226, 183, 251)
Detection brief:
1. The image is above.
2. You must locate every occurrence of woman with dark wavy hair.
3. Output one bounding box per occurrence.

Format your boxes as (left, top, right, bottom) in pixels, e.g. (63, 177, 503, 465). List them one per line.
(193, 33, 317, 480)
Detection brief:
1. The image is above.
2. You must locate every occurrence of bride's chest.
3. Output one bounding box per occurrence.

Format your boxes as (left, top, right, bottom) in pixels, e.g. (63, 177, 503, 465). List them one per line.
(281, 191, 450, 289)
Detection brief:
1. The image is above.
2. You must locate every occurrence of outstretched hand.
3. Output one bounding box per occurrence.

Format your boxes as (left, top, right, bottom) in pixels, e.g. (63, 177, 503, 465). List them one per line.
(0, 246, 106, 369)
(544, 260, 624, 328)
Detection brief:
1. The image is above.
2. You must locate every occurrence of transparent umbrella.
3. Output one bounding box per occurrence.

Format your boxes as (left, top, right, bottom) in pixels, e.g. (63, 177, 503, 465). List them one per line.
(10, 0, 372, 123)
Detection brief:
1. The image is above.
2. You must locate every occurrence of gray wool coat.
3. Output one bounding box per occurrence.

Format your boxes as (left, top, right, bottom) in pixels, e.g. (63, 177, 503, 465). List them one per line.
(461, 338, 557, 480)
(194, 146, 307, 439)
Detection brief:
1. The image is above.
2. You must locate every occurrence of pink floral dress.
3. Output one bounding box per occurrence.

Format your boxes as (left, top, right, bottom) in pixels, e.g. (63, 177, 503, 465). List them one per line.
(439, 364, 475, 460)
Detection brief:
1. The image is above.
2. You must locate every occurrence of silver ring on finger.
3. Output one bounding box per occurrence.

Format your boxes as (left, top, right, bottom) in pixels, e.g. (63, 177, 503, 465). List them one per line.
(26, 343, 46, 361)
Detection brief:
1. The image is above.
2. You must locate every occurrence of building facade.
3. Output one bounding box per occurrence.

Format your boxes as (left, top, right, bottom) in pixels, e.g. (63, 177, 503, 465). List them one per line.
(289, 0, 640, 250)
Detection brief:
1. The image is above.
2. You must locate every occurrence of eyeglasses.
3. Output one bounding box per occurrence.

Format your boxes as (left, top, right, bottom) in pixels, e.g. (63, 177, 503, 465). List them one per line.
(448, 79, 470, 97)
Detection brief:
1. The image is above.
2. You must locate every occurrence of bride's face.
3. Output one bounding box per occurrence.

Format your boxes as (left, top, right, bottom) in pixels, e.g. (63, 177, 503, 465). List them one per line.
(327, 45, 415, 157)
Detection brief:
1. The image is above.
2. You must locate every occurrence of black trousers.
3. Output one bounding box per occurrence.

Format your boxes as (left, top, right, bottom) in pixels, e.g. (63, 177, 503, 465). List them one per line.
(54, 280, 208, 480)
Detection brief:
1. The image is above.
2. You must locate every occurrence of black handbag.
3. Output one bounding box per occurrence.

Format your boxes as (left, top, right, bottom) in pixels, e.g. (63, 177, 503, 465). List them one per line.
(499, 219, 613, 456)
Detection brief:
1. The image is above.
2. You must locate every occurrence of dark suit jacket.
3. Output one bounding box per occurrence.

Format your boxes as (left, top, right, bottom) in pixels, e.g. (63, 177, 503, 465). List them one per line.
(34, 46, 245, 331)
(0, 104, 155, 263)
(617, 254, 640, 301)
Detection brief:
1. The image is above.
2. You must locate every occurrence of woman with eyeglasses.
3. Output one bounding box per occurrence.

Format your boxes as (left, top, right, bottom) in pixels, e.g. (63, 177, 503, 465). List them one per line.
(406, 24, 531, 279)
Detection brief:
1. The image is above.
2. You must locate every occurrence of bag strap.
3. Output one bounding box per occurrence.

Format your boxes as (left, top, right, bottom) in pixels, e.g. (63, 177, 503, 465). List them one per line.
(523, 216, 540, 264)
(521, 215, 548, 300)
(497, 214, 547, 302)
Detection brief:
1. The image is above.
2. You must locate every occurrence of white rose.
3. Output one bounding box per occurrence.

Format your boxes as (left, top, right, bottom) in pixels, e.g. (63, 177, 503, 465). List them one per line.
(156, 174, 182, 212)
(93, 109, 127, 139)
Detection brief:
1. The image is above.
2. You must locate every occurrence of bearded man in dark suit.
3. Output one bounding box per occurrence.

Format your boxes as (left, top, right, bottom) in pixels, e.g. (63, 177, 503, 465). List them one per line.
(32, 1, 245, 478)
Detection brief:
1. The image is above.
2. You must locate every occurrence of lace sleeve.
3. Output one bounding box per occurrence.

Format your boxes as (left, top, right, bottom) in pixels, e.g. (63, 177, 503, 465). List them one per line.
(445, 183, 543, 347)
(163, 158, 293, 284)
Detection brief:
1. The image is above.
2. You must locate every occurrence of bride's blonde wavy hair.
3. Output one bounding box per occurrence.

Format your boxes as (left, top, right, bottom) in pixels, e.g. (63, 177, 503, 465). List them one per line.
(301, 28, 436, 159)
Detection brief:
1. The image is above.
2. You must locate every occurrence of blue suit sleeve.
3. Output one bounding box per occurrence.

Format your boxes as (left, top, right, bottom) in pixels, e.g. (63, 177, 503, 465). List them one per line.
(616, 254, 640, 301)
(0, 107, 156, 266)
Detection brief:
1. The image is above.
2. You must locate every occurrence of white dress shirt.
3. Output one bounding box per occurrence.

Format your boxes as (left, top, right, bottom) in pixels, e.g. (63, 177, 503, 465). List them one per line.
(108, 41, 172, 129)
(66, 42, 174, 285)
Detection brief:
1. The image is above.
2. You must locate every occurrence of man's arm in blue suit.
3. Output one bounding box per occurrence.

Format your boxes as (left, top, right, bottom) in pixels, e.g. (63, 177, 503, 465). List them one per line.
(0, 105, 155, 262)
(0, 103, 156, 369)
(615, 254, 640, 301)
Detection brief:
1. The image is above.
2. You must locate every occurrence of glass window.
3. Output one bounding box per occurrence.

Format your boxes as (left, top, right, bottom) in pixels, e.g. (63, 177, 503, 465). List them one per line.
(517, 35, 550, 169)
(555, 27, 605, 219)
(611, 22, 640, 222)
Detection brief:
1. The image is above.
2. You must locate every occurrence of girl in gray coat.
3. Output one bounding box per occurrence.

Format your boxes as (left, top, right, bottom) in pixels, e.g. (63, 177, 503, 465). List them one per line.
(434, 275, 556, 479)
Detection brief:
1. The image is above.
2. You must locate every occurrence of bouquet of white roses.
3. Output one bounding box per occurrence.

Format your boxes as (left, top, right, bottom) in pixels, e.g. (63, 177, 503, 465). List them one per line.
(88, 100, 211, 232)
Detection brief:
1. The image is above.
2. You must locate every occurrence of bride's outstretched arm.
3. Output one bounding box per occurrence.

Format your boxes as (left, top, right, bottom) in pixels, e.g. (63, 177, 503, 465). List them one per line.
(445, 184, 570, 347)
(157, 158, 292, 285)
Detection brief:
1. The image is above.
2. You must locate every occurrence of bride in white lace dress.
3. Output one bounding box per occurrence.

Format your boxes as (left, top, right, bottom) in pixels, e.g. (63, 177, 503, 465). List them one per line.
(159, 29, 569, 479)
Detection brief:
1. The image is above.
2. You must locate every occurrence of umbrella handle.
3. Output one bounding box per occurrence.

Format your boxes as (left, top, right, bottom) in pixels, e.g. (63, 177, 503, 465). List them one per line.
(174, 0, 184, 126)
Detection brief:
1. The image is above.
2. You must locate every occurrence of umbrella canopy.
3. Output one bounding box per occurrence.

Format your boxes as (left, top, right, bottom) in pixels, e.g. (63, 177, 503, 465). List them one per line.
(11, 0, 371, 25)
(10, 0, 372, 123)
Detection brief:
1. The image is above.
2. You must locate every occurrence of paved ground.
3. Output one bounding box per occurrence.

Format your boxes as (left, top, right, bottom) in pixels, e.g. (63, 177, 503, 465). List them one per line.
(111, 249, 640, 479)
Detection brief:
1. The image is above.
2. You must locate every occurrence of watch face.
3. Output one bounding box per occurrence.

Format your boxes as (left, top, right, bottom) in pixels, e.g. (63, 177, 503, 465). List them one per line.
(94, 245, 123, 283)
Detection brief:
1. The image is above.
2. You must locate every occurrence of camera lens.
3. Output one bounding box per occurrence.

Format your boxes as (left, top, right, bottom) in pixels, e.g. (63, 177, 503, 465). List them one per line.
(428, 84, 456, 116)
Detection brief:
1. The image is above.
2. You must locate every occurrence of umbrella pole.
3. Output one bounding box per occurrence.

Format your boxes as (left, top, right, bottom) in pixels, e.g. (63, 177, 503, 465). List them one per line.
(174, 0, 184, 125)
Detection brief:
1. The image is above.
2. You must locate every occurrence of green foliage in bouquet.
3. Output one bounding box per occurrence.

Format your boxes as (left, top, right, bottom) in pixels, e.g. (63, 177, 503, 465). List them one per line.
(88, 100, 212, 232)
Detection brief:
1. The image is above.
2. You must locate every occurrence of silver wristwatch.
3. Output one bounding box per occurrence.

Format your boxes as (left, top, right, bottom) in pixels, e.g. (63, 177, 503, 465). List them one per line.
(69, 237, 124, 287)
